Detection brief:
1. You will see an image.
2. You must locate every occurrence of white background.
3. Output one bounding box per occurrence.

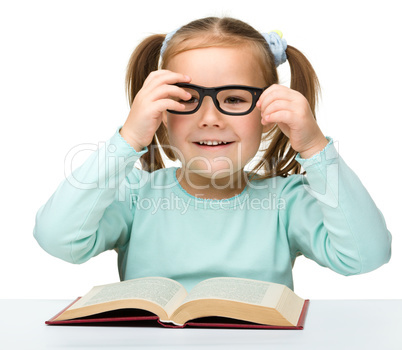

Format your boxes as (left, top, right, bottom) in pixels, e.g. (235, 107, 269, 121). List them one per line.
(1, 0, 401, 299)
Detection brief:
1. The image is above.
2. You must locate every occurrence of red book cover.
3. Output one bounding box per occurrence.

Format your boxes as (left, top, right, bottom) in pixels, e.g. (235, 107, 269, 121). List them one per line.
(46, 298, 309, 330)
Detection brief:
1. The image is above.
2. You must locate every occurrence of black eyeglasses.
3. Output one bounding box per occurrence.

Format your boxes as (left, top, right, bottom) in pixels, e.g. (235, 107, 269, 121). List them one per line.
(168, 83, 267, 116)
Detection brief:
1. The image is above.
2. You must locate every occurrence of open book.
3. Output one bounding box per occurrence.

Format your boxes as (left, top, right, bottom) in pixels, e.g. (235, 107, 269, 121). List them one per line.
(46, 277, 309, 329)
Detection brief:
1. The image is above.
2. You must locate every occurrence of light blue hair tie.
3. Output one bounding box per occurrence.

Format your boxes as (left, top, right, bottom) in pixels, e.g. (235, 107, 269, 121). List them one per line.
(160, 28, 179, 57)
(261, 30, 288, 67)
(160, 28, 287, 67)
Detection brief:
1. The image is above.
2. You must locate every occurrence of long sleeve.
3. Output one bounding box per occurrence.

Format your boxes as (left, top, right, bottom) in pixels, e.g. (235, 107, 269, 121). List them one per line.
(33, 128, 147, 264)
(281, 138, 392, 275)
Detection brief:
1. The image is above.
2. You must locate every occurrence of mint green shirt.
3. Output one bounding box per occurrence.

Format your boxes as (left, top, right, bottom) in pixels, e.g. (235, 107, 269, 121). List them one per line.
(34, 128, 392, 291)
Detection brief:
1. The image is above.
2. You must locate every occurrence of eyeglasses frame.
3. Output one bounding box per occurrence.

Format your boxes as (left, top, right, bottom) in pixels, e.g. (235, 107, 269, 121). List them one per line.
(167, 83, 268, 116)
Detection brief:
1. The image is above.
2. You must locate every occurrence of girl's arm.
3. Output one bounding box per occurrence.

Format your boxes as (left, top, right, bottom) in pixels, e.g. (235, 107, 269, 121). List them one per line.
(259, 84, 391, 274)
(35, 70, 190, 264)
(281, 138, 392, 275)
(33, 128, 147, 264)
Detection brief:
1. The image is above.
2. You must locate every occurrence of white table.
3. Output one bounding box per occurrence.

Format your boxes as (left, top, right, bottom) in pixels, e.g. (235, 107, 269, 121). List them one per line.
(1, 299, 401, 349)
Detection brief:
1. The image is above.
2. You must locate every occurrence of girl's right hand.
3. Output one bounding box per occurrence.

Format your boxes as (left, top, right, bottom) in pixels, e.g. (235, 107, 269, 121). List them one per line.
(119, 70, 192, 152)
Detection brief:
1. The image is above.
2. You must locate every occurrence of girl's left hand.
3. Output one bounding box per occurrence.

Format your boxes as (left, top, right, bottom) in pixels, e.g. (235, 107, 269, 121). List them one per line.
(257, 84, 328, 159)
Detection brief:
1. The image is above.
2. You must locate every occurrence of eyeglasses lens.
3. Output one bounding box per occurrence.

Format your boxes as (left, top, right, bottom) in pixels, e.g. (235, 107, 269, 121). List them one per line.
(217, 89, 253, 114)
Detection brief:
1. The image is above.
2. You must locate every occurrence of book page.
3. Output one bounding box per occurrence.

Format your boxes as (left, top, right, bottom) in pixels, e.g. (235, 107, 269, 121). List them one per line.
(70, 277, 187, 315)
(182, 277, 284, 308)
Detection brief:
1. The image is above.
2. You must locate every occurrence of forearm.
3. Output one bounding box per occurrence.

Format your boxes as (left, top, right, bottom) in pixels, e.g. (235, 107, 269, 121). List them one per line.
(33, 128, 147, 263)
(294, 139, 392, 274)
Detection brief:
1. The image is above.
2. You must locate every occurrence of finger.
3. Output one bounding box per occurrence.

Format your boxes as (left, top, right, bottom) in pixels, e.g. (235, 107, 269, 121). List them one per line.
(144, 70, 191, 89)
(145, 73, 191, 90)
(143, 70, 176, 85)
(259, 85, 296, 110)
(256, 84, 283, 107)
(151, 84, 192, 102)
(260, 99, 292, 118)
(153, 99, 186, 114)
(257, 84, 295, 110)
(262, 110, 292, 125)
(259, 91, 300, 115)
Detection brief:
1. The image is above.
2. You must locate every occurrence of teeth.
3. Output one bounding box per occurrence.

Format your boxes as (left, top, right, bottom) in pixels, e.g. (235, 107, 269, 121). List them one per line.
(198, 141, 228, 145)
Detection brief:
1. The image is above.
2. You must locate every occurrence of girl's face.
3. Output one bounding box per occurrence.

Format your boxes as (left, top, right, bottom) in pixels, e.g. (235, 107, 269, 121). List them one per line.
(163, 46, 272, 183)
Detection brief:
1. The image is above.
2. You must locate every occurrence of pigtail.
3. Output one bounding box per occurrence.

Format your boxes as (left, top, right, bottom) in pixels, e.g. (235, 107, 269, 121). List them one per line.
(250, 45, 321, 180)
(286, 45, 321, 118)
(125, 34, 176, 172)
(279, 45, 321, 175)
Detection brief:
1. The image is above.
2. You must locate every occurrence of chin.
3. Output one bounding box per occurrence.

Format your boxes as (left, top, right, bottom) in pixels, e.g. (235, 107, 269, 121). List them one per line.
(187, 164, 243, 179)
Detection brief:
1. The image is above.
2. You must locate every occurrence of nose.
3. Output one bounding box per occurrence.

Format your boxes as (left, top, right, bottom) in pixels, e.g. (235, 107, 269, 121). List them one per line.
(197, 96, 225, 128)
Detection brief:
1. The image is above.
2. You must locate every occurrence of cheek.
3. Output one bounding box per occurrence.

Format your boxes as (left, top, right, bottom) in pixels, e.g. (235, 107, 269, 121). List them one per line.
(166, 116, 189, 146)
(167, 116, 179, 137)
(241, 114, 264, 145)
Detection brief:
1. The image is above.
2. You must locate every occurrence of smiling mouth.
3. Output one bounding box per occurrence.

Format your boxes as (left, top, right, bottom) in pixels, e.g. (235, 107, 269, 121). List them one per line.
(194, 141, 234, 146)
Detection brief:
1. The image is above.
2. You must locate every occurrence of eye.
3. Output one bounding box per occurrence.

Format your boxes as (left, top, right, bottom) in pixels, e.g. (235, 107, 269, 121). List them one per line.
(224, 96, 247, 104)
(179, 96, 199, 104)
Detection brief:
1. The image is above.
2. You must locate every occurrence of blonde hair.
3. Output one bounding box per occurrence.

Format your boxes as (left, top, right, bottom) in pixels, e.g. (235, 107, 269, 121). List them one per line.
(125, 17, 320, 179)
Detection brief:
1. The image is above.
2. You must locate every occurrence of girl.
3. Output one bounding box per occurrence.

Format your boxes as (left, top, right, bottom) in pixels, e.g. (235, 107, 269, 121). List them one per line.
(34, 17, 391, 292)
